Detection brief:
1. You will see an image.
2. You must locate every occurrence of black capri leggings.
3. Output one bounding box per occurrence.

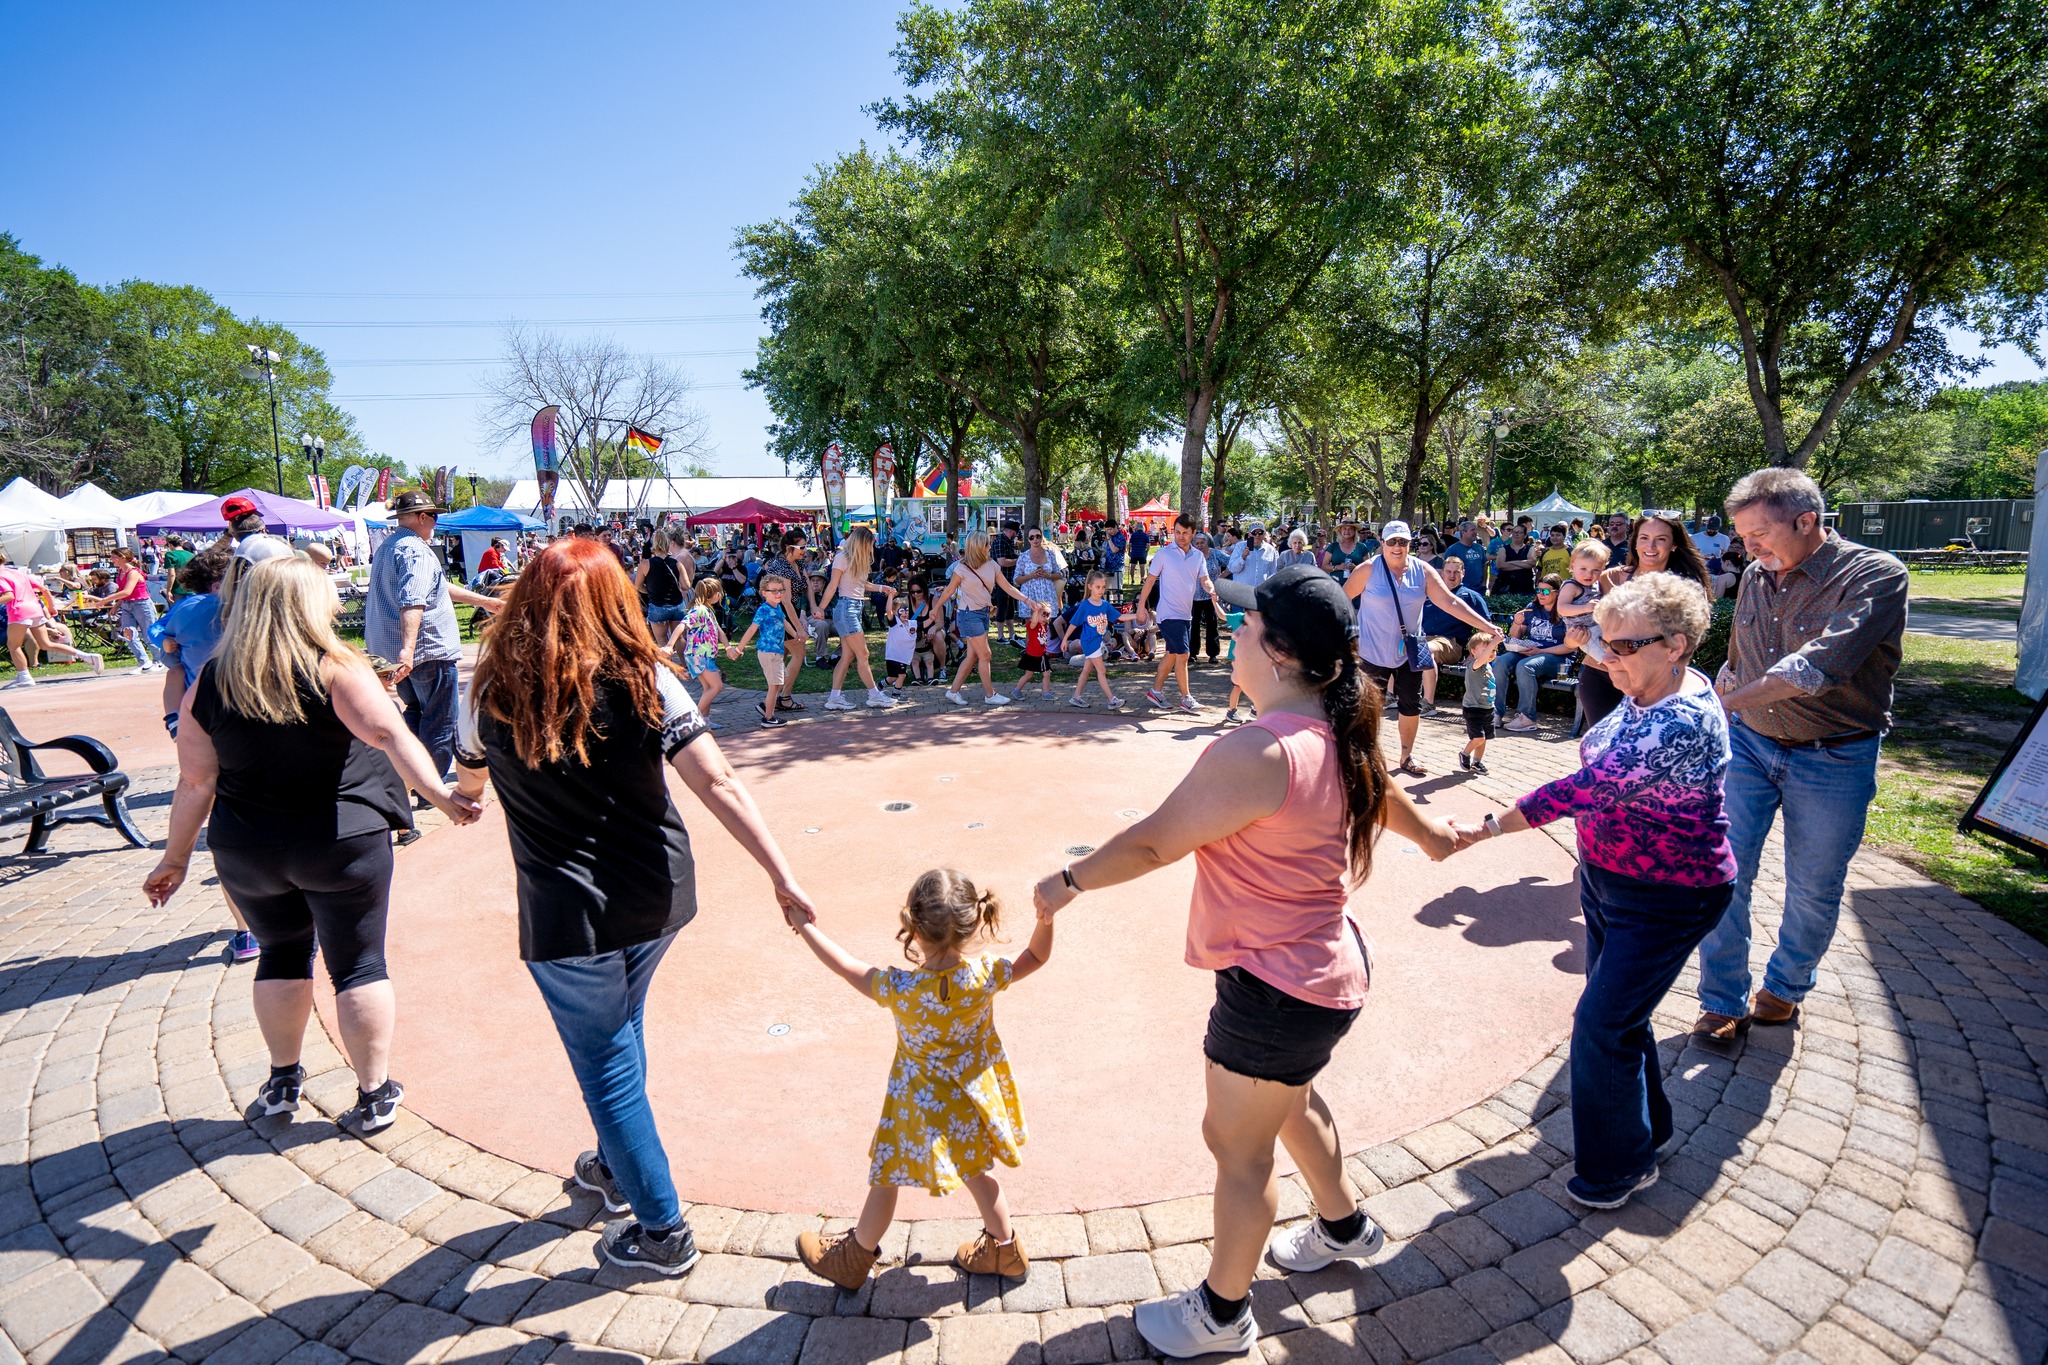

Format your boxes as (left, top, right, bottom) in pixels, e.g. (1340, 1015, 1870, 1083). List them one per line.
(211, 830, 394, 992)
(1361, 659, 1425, 718)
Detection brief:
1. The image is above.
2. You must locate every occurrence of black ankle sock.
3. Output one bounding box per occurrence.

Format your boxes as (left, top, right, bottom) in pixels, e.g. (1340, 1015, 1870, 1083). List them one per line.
(269, 1063, 301, 1081)
(1200, 1281, 1249, 1324)
(1320, 1209, 1367, 1243)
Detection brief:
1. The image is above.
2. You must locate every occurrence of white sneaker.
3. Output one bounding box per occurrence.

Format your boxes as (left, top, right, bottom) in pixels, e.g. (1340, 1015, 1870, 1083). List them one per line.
(1133, 1286, 1256, 1360)
(984, 693, 1011, 707)
(865, 690, 895, 708)
(1068, 695, 1090, 708)
(823, 692, 854, 711)
(945, 690, 968, 706)
(1503, 714, 1538, 732)
(1106, 695, 1126, 710)
(1268, 1213, 1385, 1272)
(4, 674, 33, 689)
(1179, 696, 1202, 714)
(86, 654, 105, 675)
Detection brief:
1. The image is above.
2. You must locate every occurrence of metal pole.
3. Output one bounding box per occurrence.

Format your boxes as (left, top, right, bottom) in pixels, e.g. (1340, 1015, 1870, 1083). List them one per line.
(264, 360, 284, 494)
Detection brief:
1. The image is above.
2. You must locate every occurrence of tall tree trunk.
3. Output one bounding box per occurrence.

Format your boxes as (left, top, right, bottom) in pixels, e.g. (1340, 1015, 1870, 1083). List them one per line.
(944, 434, 964, 536)
(1180, 382, 1218, 516)
(1019, 431, 1043, 532)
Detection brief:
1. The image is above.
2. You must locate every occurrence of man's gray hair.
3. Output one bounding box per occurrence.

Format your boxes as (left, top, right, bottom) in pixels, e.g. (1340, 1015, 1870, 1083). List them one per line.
(1726, 467, 1825, 524)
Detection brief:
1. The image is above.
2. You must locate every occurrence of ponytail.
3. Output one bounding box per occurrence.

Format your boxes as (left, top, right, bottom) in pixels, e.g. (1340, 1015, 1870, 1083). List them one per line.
(1320, 654, 1389, 886)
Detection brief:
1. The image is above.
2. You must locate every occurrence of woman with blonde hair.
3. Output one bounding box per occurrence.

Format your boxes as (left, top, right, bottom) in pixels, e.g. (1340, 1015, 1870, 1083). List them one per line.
(931, 531, 1032, 707)
(819, 525, 898, 710)
(632, 528, 692, 634)
(143, 557, 477, 1137)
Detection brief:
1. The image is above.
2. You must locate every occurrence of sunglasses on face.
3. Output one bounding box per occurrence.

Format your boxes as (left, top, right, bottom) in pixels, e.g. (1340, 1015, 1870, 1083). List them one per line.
(1605, 633, 1666, 657)
(1535, 587, 1557, 597)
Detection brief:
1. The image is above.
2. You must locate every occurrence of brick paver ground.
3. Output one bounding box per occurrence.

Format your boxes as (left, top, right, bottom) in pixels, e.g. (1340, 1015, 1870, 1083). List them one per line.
(3, 668, 2045, 1365)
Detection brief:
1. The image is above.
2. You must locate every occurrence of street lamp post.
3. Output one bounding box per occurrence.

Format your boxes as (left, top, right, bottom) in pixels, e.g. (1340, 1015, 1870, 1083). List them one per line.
(467, 469, 479, 508)
(299, 433, 327, 504)
(245, 345, 285, 494)
(1483, 407, 1515, 520)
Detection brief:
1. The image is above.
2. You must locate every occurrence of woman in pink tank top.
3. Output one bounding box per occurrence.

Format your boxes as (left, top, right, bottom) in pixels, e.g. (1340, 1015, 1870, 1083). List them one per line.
(1033, 566, 1460, 1360)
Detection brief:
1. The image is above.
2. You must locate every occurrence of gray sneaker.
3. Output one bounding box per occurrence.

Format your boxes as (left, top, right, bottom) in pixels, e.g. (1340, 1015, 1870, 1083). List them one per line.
(600, 1218, 699, 1276)
(575, 1151, 630, 1213)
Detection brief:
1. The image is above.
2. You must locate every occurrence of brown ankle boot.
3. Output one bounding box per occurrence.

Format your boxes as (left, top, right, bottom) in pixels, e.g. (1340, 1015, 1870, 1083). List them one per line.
(798, 1229, 878, 1290)
(955, 1229, 1028, 1278)
(1750, 988, 1799, 1025)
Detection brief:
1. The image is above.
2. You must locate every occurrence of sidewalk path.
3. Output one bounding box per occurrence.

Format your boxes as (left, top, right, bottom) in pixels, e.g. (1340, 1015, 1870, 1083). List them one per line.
(1906, 612, 2018, 642)
(0, 699, 2044, 1365)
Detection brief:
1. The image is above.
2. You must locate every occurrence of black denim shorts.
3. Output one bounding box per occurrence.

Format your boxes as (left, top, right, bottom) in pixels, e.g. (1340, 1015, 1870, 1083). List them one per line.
(1203, 966, 1362, 1086)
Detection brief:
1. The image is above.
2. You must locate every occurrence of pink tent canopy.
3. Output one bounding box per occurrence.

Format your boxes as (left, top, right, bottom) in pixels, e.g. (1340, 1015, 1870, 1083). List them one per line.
(684, 497, 807, 527)
(133, 487, 353, 536)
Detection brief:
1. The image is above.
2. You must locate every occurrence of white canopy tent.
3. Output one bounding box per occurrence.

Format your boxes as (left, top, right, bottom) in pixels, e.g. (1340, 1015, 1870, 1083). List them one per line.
(502, 476, 825, 523)
(120, 490, 214, 525)
(57, 482, 132, 532)
(0, 478, 69, 569)
(1520, 488, 1599, 527)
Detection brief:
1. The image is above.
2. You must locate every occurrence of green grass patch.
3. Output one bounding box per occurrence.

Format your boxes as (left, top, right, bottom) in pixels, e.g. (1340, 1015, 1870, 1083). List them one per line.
(1868, 633, 2048, 943)
(1907, 567, 2027, 601)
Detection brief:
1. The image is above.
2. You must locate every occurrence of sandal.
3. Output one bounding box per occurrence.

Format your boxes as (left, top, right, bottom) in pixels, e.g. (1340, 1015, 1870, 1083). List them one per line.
(1395, 756, 1428, 777)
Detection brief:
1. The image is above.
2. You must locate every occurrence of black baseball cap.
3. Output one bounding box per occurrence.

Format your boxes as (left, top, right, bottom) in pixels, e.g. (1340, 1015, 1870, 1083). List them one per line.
(1214, 565, 1357, 664)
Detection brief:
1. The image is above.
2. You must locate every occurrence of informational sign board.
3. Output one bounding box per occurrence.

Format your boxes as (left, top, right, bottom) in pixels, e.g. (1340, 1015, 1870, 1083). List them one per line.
(1961, 689, 2048, 861)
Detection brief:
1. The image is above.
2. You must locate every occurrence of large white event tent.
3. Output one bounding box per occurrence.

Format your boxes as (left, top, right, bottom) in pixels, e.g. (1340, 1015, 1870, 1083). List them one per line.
(0, 478, 70, 568)
(120, 490, 214, 525)
(57, 482, 132, 531)
(501, 476, 825, 523)
(1520, 488, 1599, 526)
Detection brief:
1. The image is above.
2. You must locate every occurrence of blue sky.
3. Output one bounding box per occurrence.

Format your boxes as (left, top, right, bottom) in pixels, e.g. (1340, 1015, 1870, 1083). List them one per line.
(1, 0, 911, 479)
(3, 1, 2042, 483)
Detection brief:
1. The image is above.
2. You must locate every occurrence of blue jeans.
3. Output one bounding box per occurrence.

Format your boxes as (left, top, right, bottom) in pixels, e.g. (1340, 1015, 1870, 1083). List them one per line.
(1572, 864, 1733, 1195)
(1492, 650, 1568, 720)
(397, 658, 460, 782)
(1695, 721, 1880, 1018)
(526, 936, 682, 1232)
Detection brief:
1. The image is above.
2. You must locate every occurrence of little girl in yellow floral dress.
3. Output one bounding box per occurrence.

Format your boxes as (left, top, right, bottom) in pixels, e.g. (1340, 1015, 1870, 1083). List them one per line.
(793, 868, 1055, 1290)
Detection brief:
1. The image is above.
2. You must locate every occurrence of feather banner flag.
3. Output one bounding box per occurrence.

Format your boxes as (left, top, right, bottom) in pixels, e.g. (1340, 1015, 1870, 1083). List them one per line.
(871, 444, 895, 522)
(433, 466, 454, 508)
(371, 467, 392, 506)
(1117, 483, 1130, 524)
(531, 406, 562, 522)
(1060, 487, 1069, 532)
(310, 474, 331, 510)
(821, 442, 847, 532)
(336, 465, 365, 510)
(1201, 487, 1211, 528)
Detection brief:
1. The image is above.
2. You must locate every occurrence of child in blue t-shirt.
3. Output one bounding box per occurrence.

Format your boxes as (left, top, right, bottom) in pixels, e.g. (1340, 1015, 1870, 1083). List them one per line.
(1222, 608, 1255, 724)
(1460, 632, 1499, 774)
(1058, 571, 1129, 710)
(729, 572, 804, 727)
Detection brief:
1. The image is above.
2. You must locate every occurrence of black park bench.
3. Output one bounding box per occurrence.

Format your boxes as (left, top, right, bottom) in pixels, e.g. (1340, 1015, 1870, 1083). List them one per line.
(0, 709, 148, 855)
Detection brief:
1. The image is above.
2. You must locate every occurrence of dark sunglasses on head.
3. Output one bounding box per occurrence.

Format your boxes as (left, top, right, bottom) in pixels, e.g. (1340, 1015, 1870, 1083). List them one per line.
(1605, 633, 1666, 657)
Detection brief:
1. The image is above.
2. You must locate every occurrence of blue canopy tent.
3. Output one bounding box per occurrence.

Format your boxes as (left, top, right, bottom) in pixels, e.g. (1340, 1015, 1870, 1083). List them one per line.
(438, 505, 543, 579)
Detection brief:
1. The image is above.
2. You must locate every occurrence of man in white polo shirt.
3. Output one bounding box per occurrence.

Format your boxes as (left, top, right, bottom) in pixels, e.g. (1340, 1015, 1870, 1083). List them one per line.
(1138, 513, 1216, 713)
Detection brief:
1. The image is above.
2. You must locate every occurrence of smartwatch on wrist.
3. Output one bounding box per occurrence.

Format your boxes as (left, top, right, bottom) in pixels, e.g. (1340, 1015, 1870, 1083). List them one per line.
(1061, 865, 1082, 893)
(1483, 813, 1503, 838)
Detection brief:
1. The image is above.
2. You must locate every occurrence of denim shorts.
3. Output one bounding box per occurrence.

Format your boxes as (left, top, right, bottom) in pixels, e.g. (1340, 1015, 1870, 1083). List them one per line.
(956, 608, 989, 639)
(1203, 966, 1360, 1086)
(831, 598, 865, 638)
(1159, 618, 1192, 656)
(645, 602, 688, 624)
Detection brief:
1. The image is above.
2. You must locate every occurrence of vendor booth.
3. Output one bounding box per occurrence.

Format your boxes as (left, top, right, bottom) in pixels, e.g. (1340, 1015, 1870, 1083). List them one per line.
(0, 478, 68, 570)
(437, 505, 543, 581)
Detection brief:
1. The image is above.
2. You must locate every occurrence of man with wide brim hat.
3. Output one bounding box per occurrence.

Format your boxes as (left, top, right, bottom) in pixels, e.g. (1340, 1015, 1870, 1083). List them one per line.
(365, 488, 501, 782)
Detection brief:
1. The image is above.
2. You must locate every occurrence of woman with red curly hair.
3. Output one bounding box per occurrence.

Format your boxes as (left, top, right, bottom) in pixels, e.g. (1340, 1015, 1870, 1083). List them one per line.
(453, 538, 816, 1276)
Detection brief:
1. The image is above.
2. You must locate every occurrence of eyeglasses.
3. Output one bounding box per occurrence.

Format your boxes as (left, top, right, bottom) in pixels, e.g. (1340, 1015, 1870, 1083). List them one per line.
(1535, 587, 1557, 596)
(1604, 634, 1667, 657)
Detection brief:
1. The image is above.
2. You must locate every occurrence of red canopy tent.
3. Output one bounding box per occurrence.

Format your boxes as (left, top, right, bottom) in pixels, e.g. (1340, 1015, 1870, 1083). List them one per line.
(1067, 507, 1106, 522)
(1128, 496, 1176, 527)
(684, 497, 806, 527)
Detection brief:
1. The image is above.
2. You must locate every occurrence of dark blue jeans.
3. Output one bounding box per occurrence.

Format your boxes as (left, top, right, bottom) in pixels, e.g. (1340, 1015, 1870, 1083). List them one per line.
(397, 657, 460, 782)
(526, 935, 682, 1231)
(1571, 863, 1734, 1196)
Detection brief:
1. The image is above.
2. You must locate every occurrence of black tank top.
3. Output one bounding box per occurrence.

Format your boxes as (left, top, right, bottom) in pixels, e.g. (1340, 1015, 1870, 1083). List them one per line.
(1497, 541, 1538, 593)
(191, 661, 410, 848)
(643, 554, 685, 606)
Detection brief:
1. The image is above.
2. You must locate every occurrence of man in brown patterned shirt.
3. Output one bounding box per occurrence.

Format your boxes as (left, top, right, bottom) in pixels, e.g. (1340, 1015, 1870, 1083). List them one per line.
(1692, 468, 1907, 1044)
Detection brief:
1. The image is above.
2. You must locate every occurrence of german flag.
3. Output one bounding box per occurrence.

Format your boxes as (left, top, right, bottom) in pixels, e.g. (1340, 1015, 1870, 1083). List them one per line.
(625, 427, 662, 458)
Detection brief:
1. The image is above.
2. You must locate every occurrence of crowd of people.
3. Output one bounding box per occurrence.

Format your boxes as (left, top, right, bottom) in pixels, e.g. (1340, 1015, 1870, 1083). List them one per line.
(118, 465, 1905, 1360)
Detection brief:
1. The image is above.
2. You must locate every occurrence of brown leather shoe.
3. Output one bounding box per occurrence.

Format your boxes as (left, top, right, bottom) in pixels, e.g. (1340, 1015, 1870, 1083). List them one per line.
(1750, 988, 1799, 1025)
(1692, 1011, 1748, 1044)
(797, 1229, 878, 1291)
(955, 1229, 1028, 1278)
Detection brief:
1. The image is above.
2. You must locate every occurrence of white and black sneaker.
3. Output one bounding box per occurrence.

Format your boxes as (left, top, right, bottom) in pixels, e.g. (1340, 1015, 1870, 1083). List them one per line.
(1565, 1165, 1659, 1210)
(1268, 1211, 1385, 1272)
(255, 1064, 304, 1117)
(574, 1151, 630, 1213)
(338, 1078, 404, 1136)
(600, 1218, 700, 1276)
(1133, 1285, 1257, 1359)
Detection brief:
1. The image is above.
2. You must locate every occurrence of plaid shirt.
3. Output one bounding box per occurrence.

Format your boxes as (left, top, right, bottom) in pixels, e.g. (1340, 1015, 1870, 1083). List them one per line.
(1719, 532, 1906, 744)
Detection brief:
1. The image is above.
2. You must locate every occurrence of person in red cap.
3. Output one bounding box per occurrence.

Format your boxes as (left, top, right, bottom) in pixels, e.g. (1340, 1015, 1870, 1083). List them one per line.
(220, 494, 266, 541)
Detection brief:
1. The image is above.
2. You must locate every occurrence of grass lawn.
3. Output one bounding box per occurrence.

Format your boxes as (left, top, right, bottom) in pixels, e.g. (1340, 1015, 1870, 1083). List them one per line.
(1906, 566, 2026, 621)
(1867, 633, 2047, 943)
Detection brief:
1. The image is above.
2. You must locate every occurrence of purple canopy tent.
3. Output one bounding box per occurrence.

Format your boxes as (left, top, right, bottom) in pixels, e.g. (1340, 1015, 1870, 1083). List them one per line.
(134, 488, 354, 537)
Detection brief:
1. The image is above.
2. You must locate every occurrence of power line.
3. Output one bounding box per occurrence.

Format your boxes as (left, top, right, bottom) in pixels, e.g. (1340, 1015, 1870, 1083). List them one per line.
(220, 289, 755, 301)
(336, 381, 753, 401)
(279, 313, 758, 328)
(329, 348, 757, 367)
